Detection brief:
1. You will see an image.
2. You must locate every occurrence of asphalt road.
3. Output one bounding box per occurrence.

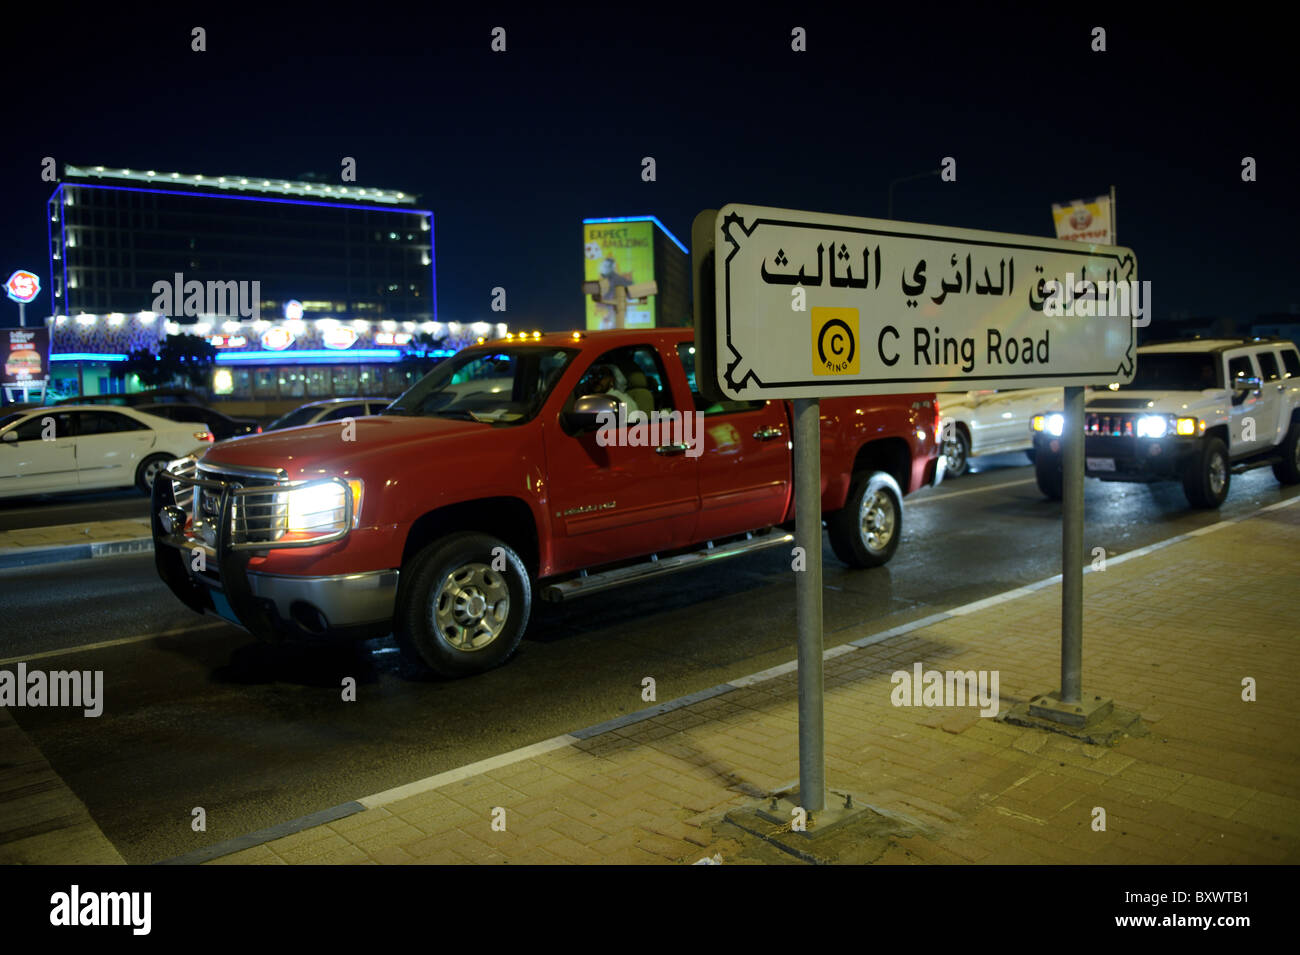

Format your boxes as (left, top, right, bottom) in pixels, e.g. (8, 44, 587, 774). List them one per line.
(2, 453, 1297, 863)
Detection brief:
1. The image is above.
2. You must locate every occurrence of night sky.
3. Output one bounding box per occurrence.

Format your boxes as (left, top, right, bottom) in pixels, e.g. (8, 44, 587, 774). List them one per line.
(2, 7, 1293, 331)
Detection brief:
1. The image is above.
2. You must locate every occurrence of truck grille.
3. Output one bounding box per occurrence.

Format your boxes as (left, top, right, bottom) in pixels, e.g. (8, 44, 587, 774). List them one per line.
(1085, 412, 1137, 437)
(162, 462, 350, 551)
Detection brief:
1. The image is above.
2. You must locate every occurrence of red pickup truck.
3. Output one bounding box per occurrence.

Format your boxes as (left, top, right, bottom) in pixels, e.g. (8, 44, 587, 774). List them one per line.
(153, 329, 943, 676)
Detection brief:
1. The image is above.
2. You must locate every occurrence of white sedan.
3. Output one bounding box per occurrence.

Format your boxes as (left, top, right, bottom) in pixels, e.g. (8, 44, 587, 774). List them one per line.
(937, 388, 1061, 477)
(0, 405, 211, 498)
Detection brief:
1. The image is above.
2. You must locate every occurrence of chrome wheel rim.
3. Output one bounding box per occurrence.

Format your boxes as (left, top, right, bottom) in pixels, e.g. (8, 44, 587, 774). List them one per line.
(1208, 451, 1227, 495)
(859, 489, 896, 553)
(944, 434, 966, 473)
(432, 562, 510, 651)
(1294, 438, 1300, 470)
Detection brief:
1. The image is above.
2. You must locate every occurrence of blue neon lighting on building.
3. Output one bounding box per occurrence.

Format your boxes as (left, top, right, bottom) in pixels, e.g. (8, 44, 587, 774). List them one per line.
(62, 182, 434, 217)
(216, 349, 404, 362)
(582, 215, 689, 254)
(48, 179, 437, 323)
(51, 353, 128, 362)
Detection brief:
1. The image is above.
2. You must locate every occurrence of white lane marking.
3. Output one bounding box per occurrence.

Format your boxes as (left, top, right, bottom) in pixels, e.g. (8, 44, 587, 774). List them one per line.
(357, 734, 581, 809)
(911, 478, 1034, 504)
(0, 621, 229, 666)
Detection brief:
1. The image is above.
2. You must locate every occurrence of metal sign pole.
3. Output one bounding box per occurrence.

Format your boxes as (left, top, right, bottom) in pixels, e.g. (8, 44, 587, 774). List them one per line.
(792, 397, 826, 812)
(1060, 385, 1085, 704)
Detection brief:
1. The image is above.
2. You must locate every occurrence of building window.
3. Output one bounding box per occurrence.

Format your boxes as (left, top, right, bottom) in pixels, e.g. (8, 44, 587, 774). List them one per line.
(332, 365, 358, 394)
(306, 366, 331, 397)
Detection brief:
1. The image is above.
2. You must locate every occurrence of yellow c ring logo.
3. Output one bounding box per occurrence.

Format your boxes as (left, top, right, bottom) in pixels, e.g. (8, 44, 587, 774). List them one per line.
(817, 318, 855, 366)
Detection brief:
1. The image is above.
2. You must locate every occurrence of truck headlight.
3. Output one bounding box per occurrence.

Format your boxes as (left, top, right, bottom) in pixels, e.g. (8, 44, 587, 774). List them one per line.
(1175, 417, 1200, 436)
(281, 478, 363, 534)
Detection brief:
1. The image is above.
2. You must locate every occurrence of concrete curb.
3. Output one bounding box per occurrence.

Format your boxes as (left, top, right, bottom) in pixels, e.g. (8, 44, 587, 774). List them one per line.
(0, 537, 154, 569)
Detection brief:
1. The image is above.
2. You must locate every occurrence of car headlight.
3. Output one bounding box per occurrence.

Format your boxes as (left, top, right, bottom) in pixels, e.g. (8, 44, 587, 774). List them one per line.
(1176, 417, 1201, 436)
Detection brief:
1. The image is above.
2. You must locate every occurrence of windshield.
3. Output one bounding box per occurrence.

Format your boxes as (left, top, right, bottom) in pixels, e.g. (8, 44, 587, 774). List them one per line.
(384, 345, 578, 423)
(1125, 353, 1222, 391)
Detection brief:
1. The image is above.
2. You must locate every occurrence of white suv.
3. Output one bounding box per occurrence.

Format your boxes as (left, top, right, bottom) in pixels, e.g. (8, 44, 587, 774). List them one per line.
(1031, 338, 1300, 508)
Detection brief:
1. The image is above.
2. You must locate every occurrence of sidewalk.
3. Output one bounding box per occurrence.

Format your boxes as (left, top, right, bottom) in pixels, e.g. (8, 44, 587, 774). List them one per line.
(180, 497, 1300, 865)
(0, 518, 151, 568)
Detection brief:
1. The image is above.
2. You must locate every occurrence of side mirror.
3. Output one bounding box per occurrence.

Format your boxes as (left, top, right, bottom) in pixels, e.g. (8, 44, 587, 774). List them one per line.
(1231, 376, 1260, 406)
(564, 394, 619, 434)
(1, 431, 16, 444)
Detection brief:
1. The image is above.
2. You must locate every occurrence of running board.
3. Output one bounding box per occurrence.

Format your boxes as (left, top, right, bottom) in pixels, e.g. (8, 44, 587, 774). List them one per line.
(1231, 455, 1283, 474)
(541, 531, 795, 603)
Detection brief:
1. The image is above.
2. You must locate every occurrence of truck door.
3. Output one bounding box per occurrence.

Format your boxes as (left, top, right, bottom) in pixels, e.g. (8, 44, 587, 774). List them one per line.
(544, 343, 699, 573)
(675, 342, 792, 541)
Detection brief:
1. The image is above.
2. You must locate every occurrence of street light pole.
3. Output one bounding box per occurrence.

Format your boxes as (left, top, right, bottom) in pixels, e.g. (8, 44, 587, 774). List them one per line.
(887, 169, 941, 220)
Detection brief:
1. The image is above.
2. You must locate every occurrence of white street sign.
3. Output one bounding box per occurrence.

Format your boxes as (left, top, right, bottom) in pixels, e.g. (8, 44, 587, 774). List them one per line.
(709, 203, 1139, 399)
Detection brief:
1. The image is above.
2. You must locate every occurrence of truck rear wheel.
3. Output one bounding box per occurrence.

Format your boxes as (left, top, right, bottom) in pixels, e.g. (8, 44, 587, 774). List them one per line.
(828, 471, 902, 568)
(394, 532, 532, 677)
(1182, 437, 1230, 508)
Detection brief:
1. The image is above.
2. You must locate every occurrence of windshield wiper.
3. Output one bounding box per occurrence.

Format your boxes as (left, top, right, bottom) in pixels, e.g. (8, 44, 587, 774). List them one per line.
(428, 409, 490, 422)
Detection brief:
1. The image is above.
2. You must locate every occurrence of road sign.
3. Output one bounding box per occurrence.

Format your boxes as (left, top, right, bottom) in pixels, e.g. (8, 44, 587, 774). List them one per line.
(696, 204, 1138, 401)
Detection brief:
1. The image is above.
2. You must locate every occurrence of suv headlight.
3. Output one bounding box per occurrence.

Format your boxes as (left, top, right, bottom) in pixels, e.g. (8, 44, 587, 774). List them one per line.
(1031, 413, 1064, 436)
(1136, 414, 1200, 438)
(1136, 414, 1171, 438)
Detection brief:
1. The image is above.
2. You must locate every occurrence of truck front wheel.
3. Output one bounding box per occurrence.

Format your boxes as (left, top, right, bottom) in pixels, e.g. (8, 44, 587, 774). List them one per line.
(1182, 437, 1230, 508)
(394, 532, 532, 677)
(828, 471, 902, 568)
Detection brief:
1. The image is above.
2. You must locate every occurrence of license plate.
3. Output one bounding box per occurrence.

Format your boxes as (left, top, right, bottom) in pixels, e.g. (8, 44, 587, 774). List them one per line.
(209, 590, 240, 625)
(1087, 457, 1116, 472)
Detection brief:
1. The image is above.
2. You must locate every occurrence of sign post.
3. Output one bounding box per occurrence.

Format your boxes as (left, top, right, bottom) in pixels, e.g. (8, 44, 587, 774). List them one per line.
(694, 203, 1137, 816)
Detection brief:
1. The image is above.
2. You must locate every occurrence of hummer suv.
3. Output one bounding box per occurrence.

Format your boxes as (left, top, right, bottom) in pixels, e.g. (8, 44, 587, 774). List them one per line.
(1031, 337, 1300, 508)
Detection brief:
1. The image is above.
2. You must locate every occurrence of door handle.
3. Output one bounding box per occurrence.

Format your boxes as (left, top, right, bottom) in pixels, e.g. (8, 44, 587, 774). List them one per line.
(752, 426, 784, 440)
(655, 444, 689, 456)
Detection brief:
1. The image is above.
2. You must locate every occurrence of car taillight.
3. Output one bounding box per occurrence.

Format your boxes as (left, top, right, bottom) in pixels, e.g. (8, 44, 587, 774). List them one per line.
(932, 401, 941, 442)
(256, 425, 263, 433)
(195, 431, 214, 442)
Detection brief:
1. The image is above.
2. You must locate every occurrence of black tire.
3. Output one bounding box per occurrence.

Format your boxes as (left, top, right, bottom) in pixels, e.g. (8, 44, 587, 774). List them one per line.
(1034, 450, 1062, 499)
(1182, 437, 1230, 508)
(828, 471, 903, 568)
(135, 454, 172, 494)
(394, 532, 532, 677)
(943, 427, 971, 478)
(1272, 422, 1300, 485)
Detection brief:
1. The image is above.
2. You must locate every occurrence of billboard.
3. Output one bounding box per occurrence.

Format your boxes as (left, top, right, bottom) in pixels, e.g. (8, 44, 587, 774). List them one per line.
(583, 220, 656, 329)
(1051, 195, 1113, 245)
(2, 325, 51, 394)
